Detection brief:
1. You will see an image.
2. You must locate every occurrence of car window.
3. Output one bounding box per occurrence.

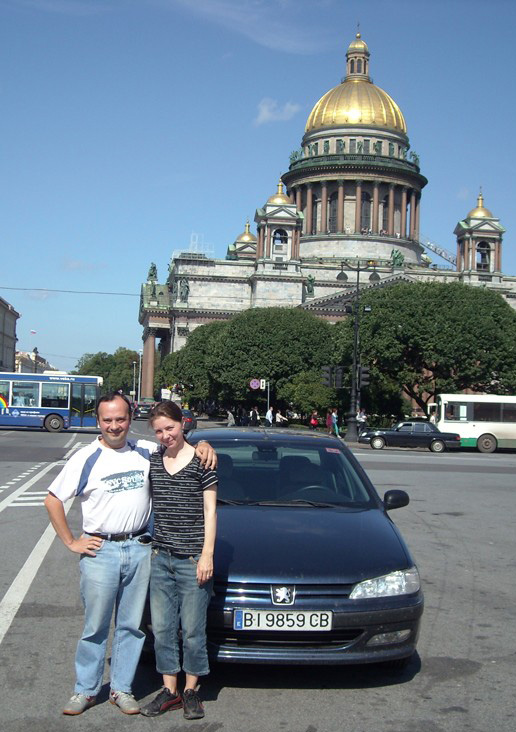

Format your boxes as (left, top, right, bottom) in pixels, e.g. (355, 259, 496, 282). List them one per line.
(206, 440, 374, 507)
(413, 423, 425, 432)
(399, 423, 413, 432)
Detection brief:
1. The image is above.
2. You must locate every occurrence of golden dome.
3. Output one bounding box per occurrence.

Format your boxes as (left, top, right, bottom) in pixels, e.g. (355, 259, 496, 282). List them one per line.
(235, 219, 257, 244)
(267, 180, 291, 205)
(305, 33, 406, 134)
(347, 32, 369, 53)
(306, 79, 406, 133)
(467, 191, 493, 219)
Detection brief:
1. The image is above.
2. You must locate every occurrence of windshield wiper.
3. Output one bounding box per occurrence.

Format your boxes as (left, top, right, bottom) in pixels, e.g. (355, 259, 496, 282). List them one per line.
(216, 498, 246, 505)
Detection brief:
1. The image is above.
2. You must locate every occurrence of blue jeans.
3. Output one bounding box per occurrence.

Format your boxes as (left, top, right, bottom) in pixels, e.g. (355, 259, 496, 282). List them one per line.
(150, 547, 212, 677)
(75, 535, 151, 696)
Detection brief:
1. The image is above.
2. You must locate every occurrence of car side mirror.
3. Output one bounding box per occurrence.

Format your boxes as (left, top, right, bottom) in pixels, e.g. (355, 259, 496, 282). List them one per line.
(384, 489, 409, 510)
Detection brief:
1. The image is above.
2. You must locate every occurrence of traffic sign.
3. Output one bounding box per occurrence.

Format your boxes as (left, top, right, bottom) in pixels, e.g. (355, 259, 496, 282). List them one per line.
(260, 379, 266, 390)
(249, 379, 260, 390)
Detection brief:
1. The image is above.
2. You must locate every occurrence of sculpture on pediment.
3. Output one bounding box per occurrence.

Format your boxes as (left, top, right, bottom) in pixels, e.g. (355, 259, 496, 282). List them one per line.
(147, 262, 157, 281)
(179, 277, 190, 302)
(391, 248, 405, 267)
(306, 274, 315, 296)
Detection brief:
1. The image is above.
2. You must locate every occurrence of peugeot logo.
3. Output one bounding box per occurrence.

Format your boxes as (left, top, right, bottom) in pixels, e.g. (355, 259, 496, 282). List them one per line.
(271, 585, 296, 606)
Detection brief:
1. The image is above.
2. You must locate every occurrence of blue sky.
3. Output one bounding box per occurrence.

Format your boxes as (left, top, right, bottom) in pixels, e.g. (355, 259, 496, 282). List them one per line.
(2, 0, 515, 370)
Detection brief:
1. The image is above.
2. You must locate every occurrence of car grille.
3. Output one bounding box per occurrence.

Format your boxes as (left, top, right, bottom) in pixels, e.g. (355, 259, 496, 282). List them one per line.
(208, 628, 363, 648)
(214, 581, 354, 601)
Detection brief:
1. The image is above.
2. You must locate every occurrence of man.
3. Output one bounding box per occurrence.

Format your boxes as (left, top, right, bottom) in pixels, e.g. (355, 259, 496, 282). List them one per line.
(265, 405, 273, 427)
(45, 393, 215, 716)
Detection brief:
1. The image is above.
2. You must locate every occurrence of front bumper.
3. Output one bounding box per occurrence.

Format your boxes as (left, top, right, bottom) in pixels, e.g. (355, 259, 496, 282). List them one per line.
(206, 594, 424, 665)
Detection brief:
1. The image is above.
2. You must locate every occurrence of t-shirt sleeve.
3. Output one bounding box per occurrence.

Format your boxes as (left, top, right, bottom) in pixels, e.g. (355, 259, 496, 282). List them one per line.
(201, 466, 218, 491)
(47, 448, 91, 502)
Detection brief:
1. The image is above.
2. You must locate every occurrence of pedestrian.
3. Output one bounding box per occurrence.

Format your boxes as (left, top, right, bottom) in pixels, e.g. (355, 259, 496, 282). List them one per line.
(227, 408, 235, 427)
(44, 393, 216, 717)
(140, 402, 217, 721)
(326, 409, 333, 435)
(249, 406, 260, 426)
(309, 410, 319, 430)
(332, 407, 340, 438)
(357, 408, 368, 434)
(275, 409, 288, 426)
(265, 405, 274, 426)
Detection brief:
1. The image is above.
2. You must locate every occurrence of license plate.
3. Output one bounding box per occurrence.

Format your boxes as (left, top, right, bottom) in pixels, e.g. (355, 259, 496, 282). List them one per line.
(233, 609, 332, 631)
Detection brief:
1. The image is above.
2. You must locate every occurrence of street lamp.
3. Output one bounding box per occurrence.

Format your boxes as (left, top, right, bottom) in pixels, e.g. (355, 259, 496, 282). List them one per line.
(132, 361, 137, 403)
(340, 259, 374, 443)
(32, 347, 39, 374)
(137, 349, 143, 403)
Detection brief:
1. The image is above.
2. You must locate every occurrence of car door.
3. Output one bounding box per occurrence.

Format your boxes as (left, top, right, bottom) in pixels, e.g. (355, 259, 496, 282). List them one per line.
(393, 422, 413, 447)
(412, 422, 431, 447)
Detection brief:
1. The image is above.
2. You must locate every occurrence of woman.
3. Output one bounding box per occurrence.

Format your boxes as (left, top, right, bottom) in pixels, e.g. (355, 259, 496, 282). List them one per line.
(141, 402, 217, 720)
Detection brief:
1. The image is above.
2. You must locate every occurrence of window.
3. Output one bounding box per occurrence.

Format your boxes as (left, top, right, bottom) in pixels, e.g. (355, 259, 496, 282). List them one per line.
(329, 194, 338, 233)
(311, 198, 318, 235)
(476, 241, 490, 272)
(350, 60, 355, 73)
(502, 403, 516, 422)
(336, 139, 344, 153)
(361, 192, 371, 230)
(413, 423, 426, 432)
(399, 424, 412, 432)
(273, 229, 288, 245)
(357, 59, 362, 73)
(41, 383, 69, 409)
(445, 402, 468, 420)
(473, 402, 501, 422)
(389, 142, 394, 156)
(0, 381, 9, 409)
(12, 381, 39, 407)
(363, 139, 370, 154)
(350, 139, 357, 154)
(381, 195, 389, 231)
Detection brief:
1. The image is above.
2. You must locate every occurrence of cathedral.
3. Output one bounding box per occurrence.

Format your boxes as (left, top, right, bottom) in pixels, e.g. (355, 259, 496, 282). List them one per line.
(138, 33, 514, 400)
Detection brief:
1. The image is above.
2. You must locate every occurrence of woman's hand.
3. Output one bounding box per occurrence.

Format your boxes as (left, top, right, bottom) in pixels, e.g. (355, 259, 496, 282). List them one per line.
(197, 552, 214, 585)
(195, 441, 217, 470)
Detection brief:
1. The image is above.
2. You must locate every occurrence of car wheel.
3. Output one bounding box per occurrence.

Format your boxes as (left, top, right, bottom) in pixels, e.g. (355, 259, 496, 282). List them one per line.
(477, 434, 497, 453)
(44, 415, 64, 432)
(429, 439, 445, 453)
(370, 436, 385, 450)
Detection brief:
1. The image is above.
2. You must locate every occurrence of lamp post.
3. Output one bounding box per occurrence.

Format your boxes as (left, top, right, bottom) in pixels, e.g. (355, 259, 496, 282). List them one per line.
(132, 361, 137, 403)
(137, 349, 143, 403)
(341, 258, 374, 443)
(32, 347, 39, 374)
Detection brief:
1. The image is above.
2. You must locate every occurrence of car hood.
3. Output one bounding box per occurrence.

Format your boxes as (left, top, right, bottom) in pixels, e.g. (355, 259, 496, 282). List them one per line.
(215, 505, 411, 585)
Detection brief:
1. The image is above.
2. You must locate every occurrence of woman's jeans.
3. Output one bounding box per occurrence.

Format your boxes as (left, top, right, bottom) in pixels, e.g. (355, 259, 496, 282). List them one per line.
(150, 546, 212, 677)
(75, 535, 151, 696)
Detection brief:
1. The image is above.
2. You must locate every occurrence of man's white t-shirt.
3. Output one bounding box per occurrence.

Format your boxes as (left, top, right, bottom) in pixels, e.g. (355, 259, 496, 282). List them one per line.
(48, 437, 158, 535)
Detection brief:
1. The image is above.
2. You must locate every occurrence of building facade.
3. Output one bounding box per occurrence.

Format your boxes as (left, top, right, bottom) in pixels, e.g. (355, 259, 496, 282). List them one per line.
(0, 296, 20, 372)
(138, 33, 515, 399)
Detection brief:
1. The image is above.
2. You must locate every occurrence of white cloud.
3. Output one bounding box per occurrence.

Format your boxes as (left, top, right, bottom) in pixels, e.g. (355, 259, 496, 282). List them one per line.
(254, 97, 301, 126)
(160, 0, 329, 54)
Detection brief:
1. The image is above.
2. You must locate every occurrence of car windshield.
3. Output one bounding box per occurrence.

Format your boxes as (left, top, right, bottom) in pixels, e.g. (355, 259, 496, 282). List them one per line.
(207, 439, 375, 508)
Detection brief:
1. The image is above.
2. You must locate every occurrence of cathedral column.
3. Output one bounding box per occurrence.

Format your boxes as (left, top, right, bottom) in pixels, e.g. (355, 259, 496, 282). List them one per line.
(257, 226, 264, 258)
(400, 187, 408, 239)
(296, 186, 302, 214)
(288, 189, 295, 204)
(409, 189, 416, 239)
(141, 328, 156, 400)
(494, 241, 501, 271)
(456, 240, 462, 271)
(266, 226, 272, 258)
(306, 185, 313, 235)
(337, 180, 344, 233)
(321, 182, 328, 234)
(354, 180, 362, 233)
(388, 184, 395, 236)
(415, 194, 421, 242)
(372, 182, 379, 234)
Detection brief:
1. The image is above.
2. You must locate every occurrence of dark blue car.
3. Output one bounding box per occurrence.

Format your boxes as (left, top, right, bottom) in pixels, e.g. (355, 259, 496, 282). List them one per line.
(143, 428, 423, 667)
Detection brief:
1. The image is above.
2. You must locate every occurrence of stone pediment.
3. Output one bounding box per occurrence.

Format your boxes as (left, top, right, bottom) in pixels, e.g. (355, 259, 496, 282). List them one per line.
(455, 218, 505, 235)
(263, 205, 300, 219)
(300, 272, 419, 314)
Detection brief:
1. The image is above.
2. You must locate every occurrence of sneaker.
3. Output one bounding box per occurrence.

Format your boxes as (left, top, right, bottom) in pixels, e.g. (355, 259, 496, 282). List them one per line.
(140, 687, 183, 717)
(109, 689, 140, 715)
(182, 688, 205, 720)
(63, 693, 96, 716)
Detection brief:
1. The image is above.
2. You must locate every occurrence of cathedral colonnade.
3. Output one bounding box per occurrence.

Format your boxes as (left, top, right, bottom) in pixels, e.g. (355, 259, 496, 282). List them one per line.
(287, 180, 421, 241)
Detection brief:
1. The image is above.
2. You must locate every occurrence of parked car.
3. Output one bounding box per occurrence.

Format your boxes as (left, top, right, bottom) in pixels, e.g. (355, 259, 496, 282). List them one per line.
(143, 427, 423, 667)
(133, 402, 154, 420)
(359, 420, 461, 452)
(181, 408, 197, 433)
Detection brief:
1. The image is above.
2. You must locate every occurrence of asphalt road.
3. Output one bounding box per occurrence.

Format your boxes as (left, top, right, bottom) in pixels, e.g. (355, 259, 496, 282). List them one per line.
(0, 423, 515, 732)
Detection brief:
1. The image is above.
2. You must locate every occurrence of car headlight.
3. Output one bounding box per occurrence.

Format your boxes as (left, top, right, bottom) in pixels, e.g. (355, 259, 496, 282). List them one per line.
(349, 567, 420, 599)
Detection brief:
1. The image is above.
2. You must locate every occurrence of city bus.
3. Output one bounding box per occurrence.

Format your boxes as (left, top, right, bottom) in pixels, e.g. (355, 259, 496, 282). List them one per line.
(0, 372, 103, 432)
(428, 393, 516, 452)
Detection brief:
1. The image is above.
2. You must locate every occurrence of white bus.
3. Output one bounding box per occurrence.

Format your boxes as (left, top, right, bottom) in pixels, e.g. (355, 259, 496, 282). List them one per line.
(428, 393, 516, 453)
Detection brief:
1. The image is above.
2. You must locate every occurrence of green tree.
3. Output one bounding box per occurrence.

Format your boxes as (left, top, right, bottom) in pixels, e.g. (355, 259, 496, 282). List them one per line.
(333, 282, 516, 415)
(75, 347, 140, 394)
(278, 370, 336, 415)
(210, 307, 334, 403)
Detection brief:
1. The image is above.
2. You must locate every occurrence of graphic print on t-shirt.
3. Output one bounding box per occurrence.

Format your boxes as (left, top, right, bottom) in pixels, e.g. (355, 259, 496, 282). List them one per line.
(101, 470, 145, 493)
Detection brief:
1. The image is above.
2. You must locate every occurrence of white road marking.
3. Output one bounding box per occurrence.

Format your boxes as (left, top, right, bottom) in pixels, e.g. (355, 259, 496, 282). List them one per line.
(0, 497, 73, 645)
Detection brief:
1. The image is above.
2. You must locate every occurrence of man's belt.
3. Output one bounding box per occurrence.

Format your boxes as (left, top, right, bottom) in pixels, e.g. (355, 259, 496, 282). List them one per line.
(89, 527, 147, 542)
